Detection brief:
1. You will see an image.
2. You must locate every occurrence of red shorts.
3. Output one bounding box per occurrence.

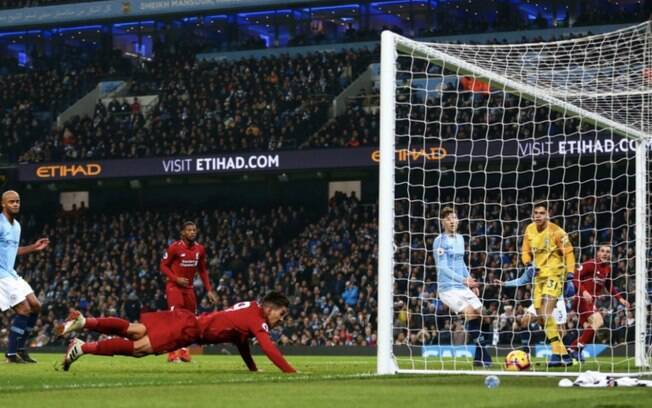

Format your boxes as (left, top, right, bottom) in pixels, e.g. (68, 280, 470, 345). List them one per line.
(573, 297, 597, 326)
(166, 282, 197, 312)
(140, 309, 200, 354)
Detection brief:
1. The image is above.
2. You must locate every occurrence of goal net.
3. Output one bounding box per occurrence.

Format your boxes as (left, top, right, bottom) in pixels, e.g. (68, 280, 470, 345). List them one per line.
(377, 22, 652, 377)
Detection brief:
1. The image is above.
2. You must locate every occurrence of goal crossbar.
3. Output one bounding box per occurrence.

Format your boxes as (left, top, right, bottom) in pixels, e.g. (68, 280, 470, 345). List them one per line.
(391, 30, 650, 141)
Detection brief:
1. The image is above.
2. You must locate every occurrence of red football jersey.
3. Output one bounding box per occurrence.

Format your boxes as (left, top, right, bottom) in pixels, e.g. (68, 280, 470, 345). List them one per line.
(160, 240, 212, 291)
(198, 301, 295, 373)
(574, 258, 622, 301)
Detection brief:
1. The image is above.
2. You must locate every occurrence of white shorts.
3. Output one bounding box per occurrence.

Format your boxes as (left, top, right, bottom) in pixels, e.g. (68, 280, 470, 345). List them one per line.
(526, 297, 567, 325)
(439, 288, 483, 314)
(0, 276, 34, 312)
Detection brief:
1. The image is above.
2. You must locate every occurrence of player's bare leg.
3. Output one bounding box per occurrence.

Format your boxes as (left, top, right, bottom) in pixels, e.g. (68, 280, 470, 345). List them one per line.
(133, 336, 155, 356)
(586, 312, 604, 336)
(539, 296, 571, 367)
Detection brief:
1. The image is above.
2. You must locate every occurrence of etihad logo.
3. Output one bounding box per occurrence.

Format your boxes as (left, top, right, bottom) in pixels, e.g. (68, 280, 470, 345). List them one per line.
(371, 147, 447, 163)
(35, 164, 102, 178)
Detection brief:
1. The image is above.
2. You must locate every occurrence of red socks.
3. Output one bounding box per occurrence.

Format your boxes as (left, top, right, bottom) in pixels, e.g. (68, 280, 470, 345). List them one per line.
(81, 338, 135, 356)
(78, 317, 134, 356)
(572, 328, 595, 349)
(85, 317, 130, 337)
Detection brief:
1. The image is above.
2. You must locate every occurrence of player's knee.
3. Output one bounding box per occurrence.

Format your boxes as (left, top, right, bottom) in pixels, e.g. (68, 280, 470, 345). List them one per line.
(132, 344, 148, 357)
(126, 324, 146, 340)
(591, 313, 604, 329)
(466, 308, 481, 320)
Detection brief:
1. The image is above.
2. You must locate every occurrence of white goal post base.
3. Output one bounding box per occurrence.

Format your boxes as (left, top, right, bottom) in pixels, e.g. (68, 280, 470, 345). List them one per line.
(397, 369, 652, 378)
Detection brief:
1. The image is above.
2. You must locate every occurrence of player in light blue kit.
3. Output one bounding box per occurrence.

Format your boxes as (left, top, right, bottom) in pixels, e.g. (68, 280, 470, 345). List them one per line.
(433, 207, 491, 367)
(0, 190, 49, 363)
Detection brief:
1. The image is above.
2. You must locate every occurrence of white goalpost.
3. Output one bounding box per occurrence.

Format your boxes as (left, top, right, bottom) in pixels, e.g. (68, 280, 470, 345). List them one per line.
(378, 22, 652, 377)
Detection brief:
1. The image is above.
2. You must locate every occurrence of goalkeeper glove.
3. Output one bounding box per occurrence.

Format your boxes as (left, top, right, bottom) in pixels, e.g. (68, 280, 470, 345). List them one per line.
(523, 264, 537, 279)
(564, 273, 576, 298)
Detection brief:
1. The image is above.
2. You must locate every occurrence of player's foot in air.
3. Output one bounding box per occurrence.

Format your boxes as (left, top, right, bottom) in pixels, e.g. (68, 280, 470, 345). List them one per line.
(179, 347, 192, 363)
(547, 353, 573, 367)
(167, 350, 181, 363)
(62, 338, 85, 371)
(5, 353, 25, 364)
(57, 310, 86, 336)
(17, 350, 37, 363)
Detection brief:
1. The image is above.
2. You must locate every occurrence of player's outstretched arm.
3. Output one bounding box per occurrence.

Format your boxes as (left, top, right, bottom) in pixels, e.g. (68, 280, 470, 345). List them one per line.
(500, 265, 536, 287)
(18, 237, 50, 255)
(606, 278, 629, 308)
(235, 340, 258, 372)
(254, 331, 296, 373)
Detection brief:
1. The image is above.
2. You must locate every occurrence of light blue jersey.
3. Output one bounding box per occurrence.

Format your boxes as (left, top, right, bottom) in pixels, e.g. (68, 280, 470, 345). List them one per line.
(433, 233, 469, 293)
(503, 266, 536, 287)
(0, 213, 21, 279)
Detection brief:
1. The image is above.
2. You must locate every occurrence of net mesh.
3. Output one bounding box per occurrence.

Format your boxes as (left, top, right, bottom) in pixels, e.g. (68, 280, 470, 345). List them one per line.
(389, 22, 652, 374)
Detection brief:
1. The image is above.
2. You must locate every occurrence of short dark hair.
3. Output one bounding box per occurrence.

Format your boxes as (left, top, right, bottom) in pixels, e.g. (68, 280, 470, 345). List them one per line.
(533, 201, 548, 211)
(597, 242, 611, 250)
(440, 206, 455, 220)
(262, 291, 290, 309)
(182, 221, 196, 230)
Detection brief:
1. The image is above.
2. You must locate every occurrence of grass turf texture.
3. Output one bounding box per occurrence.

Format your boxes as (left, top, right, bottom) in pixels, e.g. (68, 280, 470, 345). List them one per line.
(0, 354, 651, 408)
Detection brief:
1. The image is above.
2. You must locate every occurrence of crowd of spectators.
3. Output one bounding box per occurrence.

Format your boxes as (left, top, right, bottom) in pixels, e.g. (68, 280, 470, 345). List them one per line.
(393, 186, 638, 350)
(0, 0, 648, 36)
(0, 192, 380, 348)
(0, 202, 309, 347)
(7, 25, 622, 165)
(300, 99, 378, 149)
(0, 49, 133, 162)
(0, 187, 641, 352)
(2, 18, 645, 164)
(16, 47, 374, 162)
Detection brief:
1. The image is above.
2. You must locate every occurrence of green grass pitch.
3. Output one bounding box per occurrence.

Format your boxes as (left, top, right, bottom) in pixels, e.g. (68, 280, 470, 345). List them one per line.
(1, 354, 651, 408)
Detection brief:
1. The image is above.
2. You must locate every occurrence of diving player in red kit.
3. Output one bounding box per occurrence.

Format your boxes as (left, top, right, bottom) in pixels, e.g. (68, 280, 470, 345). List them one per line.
(197, 291, 296, 373)
(569, 243, 630, 361)
(58, 292, 295, 373)
(161, 221, 218, 363)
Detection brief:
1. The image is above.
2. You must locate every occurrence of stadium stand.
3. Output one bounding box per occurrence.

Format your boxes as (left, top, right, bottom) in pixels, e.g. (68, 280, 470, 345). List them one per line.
(13, 47, 374, 162)
(0, 190, 633, 349)
(8, 31, 600, 163)
(0, 3, 641, 354)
